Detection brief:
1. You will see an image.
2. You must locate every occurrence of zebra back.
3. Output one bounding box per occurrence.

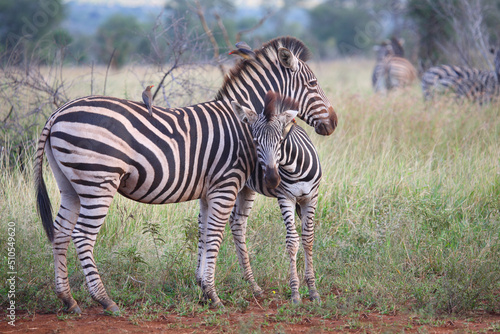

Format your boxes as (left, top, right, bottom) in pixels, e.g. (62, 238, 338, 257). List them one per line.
(422, 48, 500, 103)
(372, 40, 417, 93)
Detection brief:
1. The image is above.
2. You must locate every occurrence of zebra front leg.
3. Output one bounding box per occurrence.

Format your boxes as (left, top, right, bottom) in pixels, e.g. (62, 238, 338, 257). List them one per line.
(229, 186, 264, 297)
(278, 197, 301, 304)
(72, 195, 119, 314)
(298, 198, 321, 302)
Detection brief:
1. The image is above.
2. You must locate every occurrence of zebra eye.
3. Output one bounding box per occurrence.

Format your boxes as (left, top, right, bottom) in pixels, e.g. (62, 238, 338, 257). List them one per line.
(309, 79, 318, 87)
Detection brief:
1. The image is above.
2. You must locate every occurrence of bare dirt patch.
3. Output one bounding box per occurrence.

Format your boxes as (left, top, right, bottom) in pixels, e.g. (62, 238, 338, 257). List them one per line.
(2, 304, 500, 333)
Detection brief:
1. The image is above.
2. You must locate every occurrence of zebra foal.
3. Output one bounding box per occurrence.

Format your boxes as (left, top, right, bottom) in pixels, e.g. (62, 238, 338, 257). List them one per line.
(35, 36, 337, 314)
(231, 91, 322, 304)
(422, 48, 500, 103)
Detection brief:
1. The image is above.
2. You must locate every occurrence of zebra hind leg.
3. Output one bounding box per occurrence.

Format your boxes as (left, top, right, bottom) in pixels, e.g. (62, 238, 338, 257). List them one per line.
(278, 197, 301, 304)
(229, 186, 264, 297)
(53, 194, 82, 313)
(72, 193, 120, 314)
(45, 144, 82, 313)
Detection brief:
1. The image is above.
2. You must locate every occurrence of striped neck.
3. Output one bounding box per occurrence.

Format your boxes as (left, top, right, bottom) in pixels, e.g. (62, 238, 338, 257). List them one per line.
(215, 37, 312, 115)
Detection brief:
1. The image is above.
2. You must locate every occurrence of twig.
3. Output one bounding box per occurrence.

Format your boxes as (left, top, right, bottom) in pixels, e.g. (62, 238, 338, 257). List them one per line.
(214, 12, 232, 49)
(128, 275, 145, 284)
(3, 106, 13, 123)
(194, 0, 225, 75)
(253, 294, 264, 310)
(235, 10, 274, 43)
(103, 48, 116, 96)
(153, 65, 177, 101)
(91, 61, 94, 96)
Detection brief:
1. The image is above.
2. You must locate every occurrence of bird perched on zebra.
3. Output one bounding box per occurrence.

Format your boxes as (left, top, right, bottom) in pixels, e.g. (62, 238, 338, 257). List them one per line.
(142, 85, 154, 116)
(372, 37, 418, 93)
(421, 48, 500, 104)
(229, 41, 256, 60)
(35, 36, 337, 314)
(231, 91, 323, 304)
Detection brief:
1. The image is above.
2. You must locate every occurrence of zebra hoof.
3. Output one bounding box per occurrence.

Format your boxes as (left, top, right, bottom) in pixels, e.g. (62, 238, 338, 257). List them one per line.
(66, 303, 82, 315)
(291, 296, 302, 304)
(252, 286, 264, 298)
(104, 302, 120, 316)
(309, 290, 321, 303)
(210, 300, 225, 309)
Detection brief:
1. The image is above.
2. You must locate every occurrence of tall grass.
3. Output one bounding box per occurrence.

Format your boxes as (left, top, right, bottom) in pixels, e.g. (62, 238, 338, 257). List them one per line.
(1, 59, 499, 317)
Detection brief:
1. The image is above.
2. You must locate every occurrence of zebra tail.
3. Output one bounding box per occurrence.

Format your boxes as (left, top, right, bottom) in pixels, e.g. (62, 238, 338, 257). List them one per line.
(35, 125, 54, 243)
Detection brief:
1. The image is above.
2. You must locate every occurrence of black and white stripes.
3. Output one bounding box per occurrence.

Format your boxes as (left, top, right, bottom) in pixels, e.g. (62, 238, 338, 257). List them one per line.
(231, 91, 322, 303)
(421, 48, 500, 103)
(372, 38, 418, 93)
(35, 36, 337, 313)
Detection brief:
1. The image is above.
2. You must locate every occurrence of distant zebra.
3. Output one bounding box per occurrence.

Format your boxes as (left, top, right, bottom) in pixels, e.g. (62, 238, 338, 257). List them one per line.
(35, 36, 338, 314)
(422, 48, 500, 103)
(372, 38, 418, 93)
(231, 91, 322, 304)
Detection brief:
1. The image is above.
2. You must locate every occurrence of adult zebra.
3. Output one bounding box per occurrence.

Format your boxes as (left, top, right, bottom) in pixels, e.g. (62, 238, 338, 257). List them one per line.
(35, 36, 338, 314)
(421, 48, 500, 103)
(372, 38, 417, 93)
(231, 91, 322, 304)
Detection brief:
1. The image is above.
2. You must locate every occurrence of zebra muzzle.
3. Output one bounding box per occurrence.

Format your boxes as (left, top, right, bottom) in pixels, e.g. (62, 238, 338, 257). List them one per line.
(264, 165, 281, 189)
(314, 106, 338, 136)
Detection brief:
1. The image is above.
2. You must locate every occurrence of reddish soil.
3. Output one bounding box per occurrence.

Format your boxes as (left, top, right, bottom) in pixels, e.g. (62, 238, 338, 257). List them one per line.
(2, 304, 500, 333)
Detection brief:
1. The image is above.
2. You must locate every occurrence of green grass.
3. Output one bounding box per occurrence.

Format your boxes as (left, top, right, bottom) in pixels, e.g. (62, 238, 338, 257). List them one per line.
(1, 59, 500, 321)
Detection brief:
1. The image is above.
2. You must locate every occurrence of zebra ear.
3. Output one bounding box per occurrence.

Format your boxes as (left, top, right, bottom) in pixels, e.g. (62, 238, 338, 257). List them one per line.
(278, 47, 299, 72)
(278, 110, 298, 126)
(231, 101, 258, 125)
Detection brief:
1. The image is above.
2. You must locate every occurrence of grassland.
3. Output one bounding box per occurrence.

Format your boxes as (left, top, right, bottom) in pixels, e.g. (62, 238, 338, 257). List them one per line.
(1, 58, 499, 326)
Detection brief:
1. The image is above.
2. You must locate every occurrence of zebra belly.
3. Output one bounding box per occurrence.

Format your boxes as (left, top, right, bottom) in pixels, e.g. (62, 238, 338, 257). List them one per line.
(277, 181, 317, 200)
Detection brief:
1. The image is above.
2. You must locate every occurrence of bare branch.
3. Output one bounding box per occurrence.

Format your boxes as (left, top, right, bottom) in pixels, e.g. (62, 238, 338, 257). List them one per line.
(194, 0, 225, 76)
(214, 12, 232, 49)
(103, 48, 116, 96)
(235, 10, 274, 43)
(425, 0, 493, 69)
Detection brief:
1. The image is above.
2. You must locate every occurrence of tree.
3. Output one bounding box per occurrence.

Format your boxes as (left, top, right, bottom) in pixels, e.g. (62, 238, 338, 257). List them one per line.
(95, 14, 142, 68)
(309, 0, 373, 57)
(0, 0, 65, 53)
(408, 0, 499, 68)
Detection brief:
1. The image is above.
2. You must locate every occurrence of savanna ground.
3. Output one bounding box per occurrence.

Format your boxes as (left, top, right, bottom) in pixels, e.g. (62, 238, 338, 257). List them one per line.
(1, 58, 500, 333)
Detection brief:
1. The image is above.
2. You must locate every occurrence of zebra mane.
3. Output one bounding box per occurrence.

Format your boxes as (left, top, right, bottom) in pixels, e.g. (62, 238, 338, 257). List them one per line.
(262, 36, 312, 62)
(263, 91, 299, 122)
(215, 36, 312, 101)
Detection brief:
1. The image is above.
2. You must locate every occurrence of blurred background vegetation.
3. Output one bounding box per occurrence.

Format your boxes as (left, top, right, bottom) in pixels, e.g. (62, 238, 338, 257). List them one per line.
(2, 0, 500, 168)
(1, 0, 499, 67)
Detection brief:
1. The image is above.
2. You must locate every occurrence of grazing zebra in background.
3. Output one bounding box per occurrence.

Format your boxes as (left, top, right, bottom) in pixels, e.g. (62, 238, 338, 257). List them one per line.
(231, 91, 322, 304)
(372, 37, 418, 93)
(421, 48, 500, 104)
(35, 36, 338, 314)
